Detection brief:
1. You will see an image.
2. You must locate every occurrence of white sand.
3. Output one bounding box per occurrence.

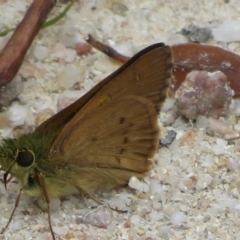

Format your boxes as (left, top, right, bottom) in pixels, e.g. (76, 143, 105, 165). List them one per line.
(1, 0, 240, 239)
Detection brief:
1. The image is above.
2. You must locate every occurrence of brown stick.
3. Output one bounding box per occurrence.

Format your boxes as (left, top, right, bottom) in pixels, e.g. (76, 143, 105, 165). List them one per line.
(0, 0, 56, 87)
(86, 34, 130, 63)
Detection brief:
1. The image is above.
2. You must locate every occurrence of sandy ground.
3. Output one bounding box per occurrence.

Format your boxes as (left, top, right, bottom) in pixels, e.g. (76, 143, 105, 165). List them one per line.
(0, 0, 240, 239)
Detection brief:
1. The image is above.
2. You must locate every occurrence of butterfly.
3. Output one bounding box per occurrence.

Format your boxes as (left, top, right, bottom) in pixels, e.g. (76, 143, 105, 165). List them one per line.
(0, 42, 172, 239)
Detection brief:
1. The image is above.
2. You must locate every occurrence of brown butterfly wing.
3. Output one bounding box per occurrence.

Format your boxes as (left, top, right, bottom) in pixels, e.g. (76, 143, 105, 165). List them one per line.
(35, 43, 172, 136)
(48, 43, 172, 152)
(53, 96, 159, 192)
(53, 96, 159, 172)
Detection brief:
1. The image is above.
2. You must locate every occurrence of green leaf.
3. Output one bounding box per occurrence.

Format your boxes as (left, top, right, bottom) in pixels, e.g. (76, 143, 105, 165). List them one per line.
(0, 28, 15, 37)
(41, 1, 74, 29)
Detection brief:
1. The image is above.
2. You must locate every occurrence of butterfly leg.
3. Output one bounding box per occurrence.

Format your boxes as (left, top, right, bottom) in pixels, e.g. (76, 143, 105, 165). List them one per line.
(74, 184, 126, 213)
(1, 188, 23, 234)
(38, 173, 56, 240)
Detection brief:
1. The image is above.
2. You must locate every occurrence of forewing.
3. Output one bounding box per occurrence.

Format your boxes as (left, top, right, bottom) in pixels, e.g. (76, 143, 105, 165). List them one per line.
(53, 96, 159, 173)
(49, 43, 172, 152)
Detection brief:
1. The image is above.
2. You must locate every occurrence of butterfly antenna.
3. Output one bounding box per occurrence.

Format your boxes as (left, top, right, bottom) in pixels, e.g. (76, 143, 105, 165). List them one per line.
(3, 161, 16, 190)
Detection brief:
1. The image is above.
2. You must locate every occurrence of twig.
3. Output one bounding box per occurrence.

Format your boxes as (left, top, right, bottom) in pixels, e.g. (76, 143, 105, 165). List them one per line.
(0, 0, 56, 87)
(86, 34, 130, 63)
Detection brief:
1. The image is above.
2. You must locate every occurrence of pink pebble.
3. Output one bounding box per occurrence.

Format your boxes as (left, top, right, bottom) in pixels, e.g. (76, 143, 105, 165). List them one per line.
(175, 70, 233, 119)
(75, 42, 92, 56)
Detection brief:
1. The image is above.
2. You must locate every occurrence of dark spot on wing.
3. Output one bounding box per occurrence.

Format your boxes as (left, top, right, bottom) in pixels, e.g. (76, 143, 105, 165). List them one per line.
(129, 122, 134, 127)
(120, 117, 125, 124)
(91, 137, 97, 142)
(116, 157, 121, 164)
(123, 137, 129, 144)
(119, 148, 125, 155)
(122, 130, 129, 135)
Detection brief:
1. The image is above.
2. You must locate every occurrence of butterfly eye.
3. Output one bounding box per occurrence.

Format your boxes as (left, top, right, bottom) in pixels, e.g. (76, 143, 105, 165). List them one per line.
(16, 149, 35, 167)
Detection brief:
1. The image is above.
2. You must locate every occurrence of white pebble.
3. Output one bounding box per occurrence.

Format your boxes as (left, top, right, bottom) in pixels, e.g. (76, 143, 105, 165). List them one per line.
(112, 43, 134, 57)
(9, 221, 22, 232)
(208, 117, 233, 136)
(83, 78, 95, 92)
(170, 211, 187, 226)
(49, 198, 61, 212)
(213, 20, 240, 42)
(107, 222, 117, 232)
(200, 140, 211, 150)
(56, 65, 86, 90)
(37, 198, 61, 212)
(64, 48, 77, 62)
(33, 45, 49, 61)
(94, 57, 119, 73)
(212, 144, 225, 155)
(77, 206, 112, 228)
(91, 207, 112, 228)
(216, 138, 228, 147)
(196, 174, 213, 190)
(196, 115, 209, 129)
(235, 204, 240, 210)
(0, 127, 13, 138)
(131, 214, 141, 223)
(109, 195, 130, 211)
(53, 42, 67, 59)
(149, 179, 163, 195)
(180, 205, 189, 212)
(0, 76, 24, 107)
(57, 90, 84, 112)
(12, 1, 27, 12)
(62, 200, 74, 210)
(149, 210, 164, 221)
(227, 158, 240, 171)
(161, 32, 188, 45)
(57, 25, 78, 47)
(8, 103, 35, 128)
(128, 176, 149, 192)
(53, 226, 68, 235)
(161, 98, 176, 112)
(158, 225, 171, 234)
(234, 122, 240, 132)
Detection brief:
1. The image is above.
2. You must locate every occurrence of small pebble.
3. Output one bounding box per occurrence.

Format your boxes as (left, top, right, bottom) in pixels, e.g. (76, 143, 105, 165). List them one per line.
(75, 42, 92, 55)
(160, 130, 177, 146)
(170, 211, 188, 226)
(8, 103, 35, 128)
(213, 20, 240, 42)
(208, 117, 234, 137)
(57, 90, 84, 112)
(129, 176, 149, 192)
(175, 70, 233, 119)
(196, 115, 209, 129)
(76, 206, 112, 228)
(0, 76, 24, 107)
(216, 138, 228, 147)
(52, 226, 69, 235)
(180, 24, 212, 43)
(33, 45, 49, 61)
